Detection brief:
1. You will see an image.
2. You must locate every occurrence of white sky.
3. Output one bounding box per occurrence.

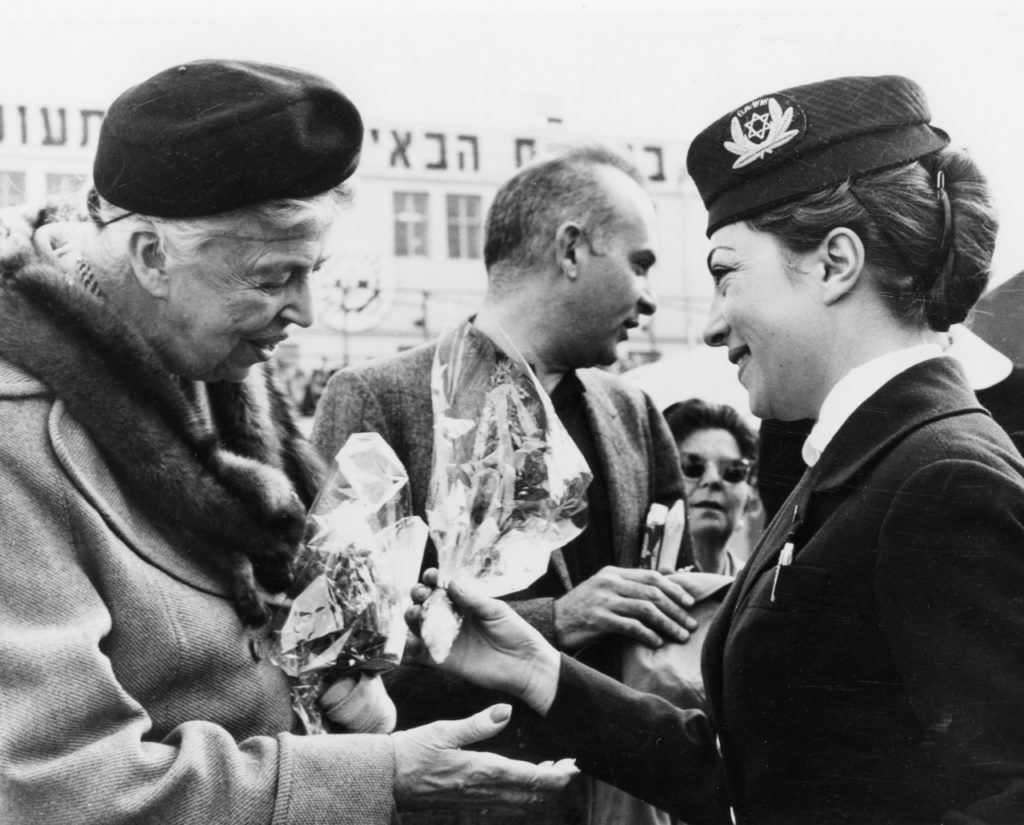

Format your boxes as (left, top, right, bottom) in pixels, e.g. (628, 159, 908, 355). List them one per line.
(4, 0, 1023, 284)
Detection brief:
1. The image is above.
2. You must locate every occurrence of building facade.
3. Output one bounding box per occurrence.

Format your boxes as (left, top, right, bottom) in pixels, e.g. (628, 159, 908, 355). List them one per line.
(0, 101, 715, 399)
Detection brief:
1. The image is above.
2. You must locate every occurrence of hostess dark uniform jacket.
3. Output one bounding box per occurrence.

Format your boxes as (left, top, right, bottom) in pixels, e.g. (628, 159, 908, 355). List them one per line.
(529, 356, 1024, 825)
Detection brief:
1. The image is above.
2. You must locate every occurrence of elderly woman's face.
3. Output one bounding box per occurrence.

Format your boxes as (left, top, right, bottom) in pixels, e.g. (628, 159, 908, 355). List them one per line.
(158, 217, 328, 382)
(701, 222, 829, 420)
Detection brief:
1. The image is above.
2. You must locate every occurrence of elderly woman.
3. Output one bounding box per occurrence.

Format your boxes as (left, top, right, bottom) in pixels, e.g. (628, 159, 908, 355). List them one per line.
(0, 60, 574, 825)
(409, 75, 1024, 824)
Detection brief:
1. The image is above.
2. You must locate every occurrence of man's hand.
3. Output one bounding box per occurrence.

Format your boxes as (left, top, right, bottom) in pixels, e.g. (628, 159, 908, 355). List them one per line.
(553, 566, 698, 650)
(391, 704, 578, 811)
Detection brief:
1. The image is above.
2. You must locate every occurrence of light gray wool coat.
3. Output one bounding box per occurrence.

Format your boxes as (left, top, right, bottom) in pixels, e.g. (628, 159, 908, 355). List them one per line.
(0, 208, 397, 825)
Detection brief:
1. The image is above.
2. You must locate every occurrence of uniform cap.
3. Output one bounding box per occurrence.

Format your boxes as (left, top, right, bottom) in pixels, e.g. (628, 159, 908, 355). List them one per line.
(686, 75, 949, 236)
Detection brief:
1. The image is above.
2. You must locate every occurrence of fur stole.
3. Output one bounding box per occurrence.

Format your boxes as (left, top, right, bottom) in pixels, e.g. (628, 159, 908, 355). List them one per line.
(0, 207, 326, 625)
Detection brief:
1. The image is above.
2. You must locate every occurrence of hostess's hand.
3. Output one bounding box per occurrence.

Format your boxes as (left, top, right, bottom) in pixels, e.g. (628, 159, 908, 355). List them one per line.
(553, 566, 698, 650)
(320, 674, 397, 733)
(391, 703, 578, 811)
(407, 570, 561, 714)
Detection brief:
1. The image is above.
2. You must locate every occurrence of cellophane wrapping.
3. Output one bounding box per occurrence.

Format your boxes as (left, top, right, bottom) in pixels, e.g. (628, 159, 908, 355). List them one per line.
(421, 323, 592, 661)
(268, 432, 427, 733)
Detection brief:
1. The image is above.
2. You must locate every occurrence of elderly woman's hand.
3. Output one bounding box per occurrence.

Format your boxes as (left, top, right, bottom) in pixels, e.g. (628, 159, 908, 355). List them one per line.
(391, 703, 578, 811)
(406, 570, 561, 715)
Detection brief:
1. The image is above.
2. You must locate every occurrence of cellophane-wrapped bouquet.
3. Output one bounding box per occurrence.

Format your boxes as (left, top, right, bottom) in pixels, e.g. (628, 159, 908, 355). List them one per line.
(267, 432, 427, 734)
(421, 323, 592, 661)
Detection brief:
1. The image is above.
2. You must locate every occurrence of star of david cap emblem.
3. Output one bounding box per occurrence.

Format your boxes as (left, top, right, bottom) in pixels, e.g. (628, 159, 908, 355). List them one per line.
(722, 93, 806, 170)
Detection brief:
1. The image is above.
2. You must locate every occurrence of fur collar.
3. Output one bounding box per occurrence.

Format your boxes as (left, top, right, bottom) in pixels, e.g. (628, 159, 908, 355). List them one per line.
(0, 207, 325, 625)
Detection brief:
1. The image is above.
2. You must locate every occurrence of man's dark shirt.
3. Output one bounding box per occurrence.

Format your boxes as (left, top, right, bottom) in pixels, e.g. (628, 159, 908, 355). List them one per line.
(550, 371, 616, 588)
(506, 371, 621, 677)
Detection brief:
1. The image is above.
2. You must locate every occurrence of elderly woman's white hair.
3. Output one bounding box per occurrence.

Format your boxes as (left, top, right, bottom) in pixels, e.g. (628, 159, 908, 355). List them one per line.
(88, 185, 352, 278)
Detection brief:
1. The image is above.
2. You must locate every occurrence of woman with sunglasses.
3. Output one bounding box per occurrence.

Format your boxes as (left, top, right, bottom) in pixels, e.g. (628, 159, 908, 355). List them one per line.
(408, 74, 1024, 824)
(590, 398, 760, 825)
(664, 398, 759, 575)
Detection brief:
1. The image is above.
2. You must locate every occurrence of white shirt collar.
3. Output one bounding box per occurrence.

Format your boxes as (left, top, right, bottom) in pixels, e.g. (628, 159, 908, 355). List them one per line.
(945, 324, 1012, 390)
(802, 344, 944, 467)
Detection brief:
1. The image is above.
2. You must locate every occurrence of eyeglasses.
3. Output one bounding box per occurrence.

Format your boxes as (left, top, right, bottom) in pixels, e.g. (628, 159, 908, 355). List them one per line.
(680, 455, 753, 484)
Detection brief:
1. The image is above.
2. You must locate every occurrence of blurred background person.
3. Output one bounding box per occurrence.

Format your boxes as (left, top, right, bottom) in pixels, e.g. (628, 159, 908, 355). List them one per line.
(664, 398, 761, 572)
(593, 396, 760, 825)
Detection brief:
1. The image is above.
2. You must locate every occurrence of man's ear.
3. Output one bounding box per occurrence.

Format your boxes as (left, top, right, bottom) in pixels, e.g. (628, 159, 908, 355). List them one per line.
(554, 221, 583, 279)
(817, 227, 865, 306)
(127, 230, 169, 298)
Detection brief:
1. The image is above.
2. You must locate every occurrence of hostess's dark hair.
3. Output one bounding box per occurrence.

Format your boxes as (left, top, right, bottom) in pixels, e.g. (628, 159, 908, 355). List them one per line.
(746, 146, 997, 331)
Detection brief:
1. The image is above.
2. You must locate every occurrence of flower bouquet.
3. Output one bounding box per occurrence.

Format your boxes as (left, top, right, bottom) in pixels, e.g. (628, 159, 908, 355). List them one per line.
(420, 322, 592, 661)
(267, 432, 428, 734)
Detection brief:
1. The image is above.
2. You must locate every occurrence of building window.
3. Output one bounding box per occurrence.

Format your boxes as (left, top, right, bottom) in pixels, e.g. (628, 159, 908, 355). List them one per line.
(446, 194, 482, 259)
(394, 192, 429, 257)
(46, 173, 88, 202)
(0, 171, 26, 207)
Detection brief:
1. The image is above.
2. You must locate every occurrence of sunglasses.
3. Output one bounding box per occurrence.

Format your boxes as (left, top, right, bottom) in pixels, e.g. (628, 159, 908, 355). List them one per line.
(680, 455, 753, 484)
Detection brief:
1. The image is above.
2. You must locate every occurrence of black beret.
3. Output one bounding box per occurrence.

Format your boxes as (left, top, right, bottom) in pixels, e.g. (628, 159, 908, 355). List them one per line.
(686, 75, 950, 236)
(94, 59, 363, 218)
